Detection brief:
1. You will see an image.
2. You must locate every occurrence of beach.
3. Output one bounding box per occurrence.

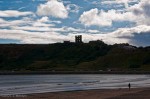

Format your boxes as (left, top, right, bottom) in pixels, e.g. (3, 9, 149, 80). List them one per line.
(0, 88, 150, 99)
(0, 74, 150, 99)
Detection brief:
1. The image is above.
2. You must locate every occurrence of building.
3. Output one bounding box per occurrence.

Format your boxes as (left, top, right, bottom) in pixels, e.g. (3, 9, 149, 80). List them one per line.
(75, 35, 82, 43)
(63, 41, 71, 44)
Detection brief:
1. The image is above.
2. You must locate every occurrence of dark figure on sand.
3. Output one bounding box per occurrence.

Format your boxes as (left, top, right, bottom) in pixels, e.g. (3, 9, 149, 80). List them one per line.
(128, 83, 131, 91)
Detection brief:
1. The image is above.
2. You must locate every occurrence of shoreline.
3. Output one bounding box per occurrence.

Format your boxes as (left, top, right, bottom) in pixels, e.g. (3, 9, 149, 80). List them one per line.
(0, 88, 150, 99)
(0, 71, 150, 75)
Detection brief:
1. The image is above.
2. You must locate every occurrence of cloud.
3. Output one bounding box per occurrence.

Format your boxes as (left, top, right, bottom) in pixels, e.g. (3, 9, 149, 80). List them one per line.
(66, 24, 149, 47)
(32, 21, 55, 27)
(37, 0, 68, 19)
(71, 25, 150, 46)
(129, 0, 150, 25)
(79, 0, 150, 27)
(0, 20, 150, 46)
(37, 16, 49, 23)
(79, 9, 112, 26)
(0, 16, 83, 34)
(101, 0, 139, 8)
(0, 15, 62, 27)
(11, 26, 51, 32)
(12, 0, 23, 3)
(0, 28, 73, 44)
(18, 7, 26, 10)
(0, 18, 32, 27)
(104, 25, 150, 46)
(0, 10, 33, 17)
(66, 4, 80, 13)
(79, 8, 135, 27)
(0, 0, 149, 47)
(37, 16, 61, 24)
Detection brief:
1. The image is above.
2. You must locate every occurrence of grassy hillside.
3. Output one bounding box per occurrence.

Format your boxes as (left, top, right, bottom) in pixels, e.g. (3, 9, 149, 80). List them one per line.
(77, 46, 150, 71)
(0, 41, 149, 71)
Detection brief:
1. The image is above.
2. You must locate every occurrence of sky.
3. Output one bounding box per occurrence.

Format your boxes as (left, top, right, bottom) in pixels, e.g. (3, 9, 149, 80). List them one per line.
(0, 0, 150, 46)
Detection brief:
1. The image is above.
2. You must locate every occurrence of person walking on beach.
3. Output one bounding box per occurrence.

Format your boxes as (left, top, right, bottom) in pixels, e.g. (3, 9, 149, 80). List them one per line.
(128, 83, 131, 91)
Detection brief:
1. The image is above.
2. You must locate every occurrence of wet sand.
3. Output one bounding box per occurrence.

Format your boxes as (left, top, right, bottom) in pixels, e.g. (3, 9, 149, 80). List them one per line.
(0, 88, 150, 99)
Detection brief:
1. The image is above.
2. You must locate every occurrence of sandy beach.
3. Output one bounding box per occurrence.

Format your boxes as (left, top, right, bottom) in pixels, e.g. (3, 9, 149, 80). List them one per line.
(0, 88, 150, 99)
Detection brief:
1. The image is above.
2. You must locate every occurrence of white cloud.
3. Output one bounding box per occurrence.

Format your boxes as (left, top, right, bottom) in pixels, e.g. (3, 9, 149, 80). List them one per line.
(0, 16, 83, 34)
(70, 25, 150, 46)
(62, 1, 71, 4)
(37, 16, 49, 22)
(66, 4, 80, 13)
(80, 0, 150, 27)
(0, 18, 32, 27)
(0, 0, 149, 46)
(37, 0, 68, 19)
(79, 8, 135, 27)
(50, 20, 62, 24)
(18, 7, 26, 10)
(79, 9, 112, 26)
(0, 10, 33, 17)
(0, 21, 150, 46)
(101, 0, 139, 8)
(38, 16, 62, 24)
(0, 16, 57, 28)
(11, 26, 51, 32)
(32, 21, 55, 27)
(87, 29, 100, 33)
(102, 25, 150, 46)
(0, 29, 70, 43)
(0, 18, 5, 23)
(128, 0, 150, 25)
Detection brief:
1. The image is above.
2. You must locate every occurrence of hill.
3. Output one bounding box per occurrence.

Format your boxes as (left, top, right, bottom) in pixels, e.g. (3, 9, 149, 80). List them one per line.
(0, 41, 150, 71)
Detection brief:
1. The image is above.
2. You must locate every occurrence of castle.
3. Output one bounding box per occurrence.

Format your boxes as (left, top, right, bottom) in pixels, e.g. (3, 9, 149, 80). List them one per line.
(64, 35, 83, 44)
(75, 35, 82, 43)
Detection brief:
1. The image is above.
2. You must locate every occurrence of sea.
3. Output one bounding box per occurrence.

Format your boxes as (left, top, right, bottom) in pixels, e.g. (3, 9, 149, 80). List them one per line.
(0, 74, 150, 95)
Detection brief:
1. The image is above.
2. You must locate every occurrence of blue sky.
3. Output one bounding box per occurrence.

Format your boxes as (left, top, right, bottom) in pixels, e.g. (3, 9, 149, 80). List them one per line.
(0, 0, 150, 46)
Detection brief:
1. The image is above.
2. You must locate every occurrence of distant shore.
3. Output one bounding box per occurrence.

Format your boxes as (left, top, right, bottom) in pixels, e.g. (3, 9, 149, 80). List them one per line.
(0, 88, 150, 99)
(0, 71, 150, 75)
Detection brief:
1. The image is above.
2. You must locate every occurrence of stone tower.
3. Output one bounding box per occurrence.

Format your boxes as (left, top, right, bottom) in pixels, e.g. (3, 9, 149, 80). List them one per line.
(75, 35, 82, 43)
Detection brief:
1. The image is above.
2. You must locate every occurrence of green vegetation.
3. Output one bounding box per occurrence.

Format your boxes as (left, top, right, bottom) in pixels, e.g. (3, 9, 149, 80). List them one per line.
(0, 41, 149, 71)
